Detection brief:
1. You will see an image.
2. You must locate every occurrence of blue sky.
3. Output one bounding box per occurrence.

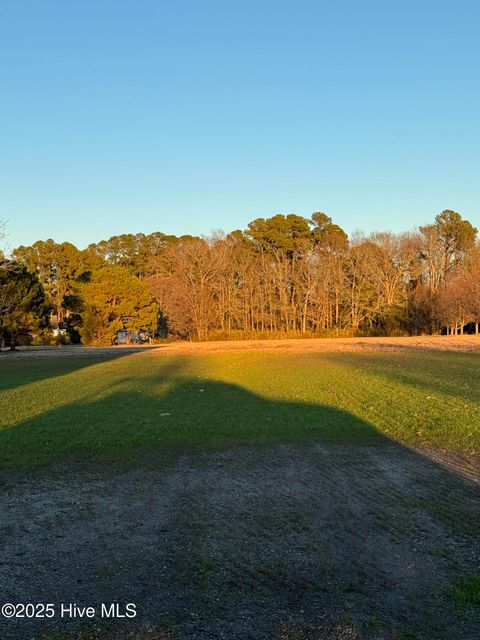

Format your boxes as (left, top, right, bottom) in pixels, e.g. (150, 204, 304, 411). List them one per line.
(1, 0, 479, 250)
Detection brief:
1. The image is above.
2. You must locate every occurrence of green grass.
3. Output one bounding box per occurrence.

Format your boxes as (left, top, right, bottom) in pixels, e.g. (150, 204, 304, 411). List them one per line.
(0, 350, 479, 469)
(452, 574, 480, 608)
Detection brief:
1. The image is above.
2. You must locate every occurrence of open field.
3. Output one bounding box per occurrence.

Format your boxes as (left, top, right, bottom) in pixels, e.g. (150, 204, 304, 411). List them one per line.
(3, 334, 480, 360)
(0, 339, 479, 639)
(2, 340, 480, 467)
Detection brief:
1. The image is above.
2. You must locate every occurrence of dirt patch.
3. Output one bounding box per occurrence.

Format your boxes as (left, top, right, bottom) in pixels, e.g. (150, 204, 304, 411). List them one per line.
(1, 443, 478, 639)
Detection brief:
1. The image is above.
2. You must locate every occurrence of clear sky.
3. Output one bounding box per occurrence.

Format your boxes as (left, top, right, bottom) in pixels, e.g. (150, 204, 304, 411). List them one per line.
(1, 0, 479, 250)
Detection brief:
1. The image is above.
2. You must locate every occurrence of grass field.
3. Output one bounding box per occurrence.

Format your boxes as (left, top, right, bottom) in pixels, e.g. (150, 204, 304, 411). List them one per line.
(0, 348, 479, 469)
(1, 344, 479, 640)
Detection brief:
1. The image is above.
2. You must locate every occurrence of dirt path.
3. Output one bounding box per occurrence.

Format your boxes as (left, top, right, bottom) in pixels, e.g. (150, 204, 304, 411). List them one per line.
(1, 443, 479, 639)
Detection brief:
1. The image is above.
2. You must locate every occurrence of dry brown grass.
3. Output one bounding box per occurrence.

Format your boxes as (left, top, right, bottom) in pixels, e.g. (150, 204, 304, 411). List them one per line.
(151, 334, 480, 356)
(4, 335, 480, 360)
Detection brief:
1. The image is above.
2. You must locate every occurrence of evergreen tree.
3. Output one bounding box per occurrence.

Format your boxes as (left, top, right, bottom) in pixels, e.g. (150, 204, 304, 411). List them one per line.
(0, 262, 51, 349)
(79, 266, 158, 346)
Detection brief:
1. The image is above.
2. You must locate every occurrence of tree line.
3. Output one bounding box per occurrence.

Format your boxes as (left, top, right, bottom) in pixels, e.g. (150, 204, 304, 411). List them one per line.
(1, 210, 479, 347)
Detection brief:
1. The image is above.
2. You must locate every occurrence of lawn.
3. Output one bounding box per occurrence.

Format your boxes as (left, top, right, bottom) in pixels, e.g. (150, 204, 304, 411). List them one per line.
(1, 348, 479, 640)
(1, 349, 479, 469)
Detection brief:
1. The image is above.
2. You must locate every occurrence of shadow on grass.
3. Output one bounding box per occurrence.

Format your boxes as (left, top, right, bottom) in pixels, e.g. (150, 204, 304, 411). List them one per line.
(322, 350, 480, 404)
(0, 359, 479, 640)
(0, 347, 157, 393)
(0, 374, 385, 470)
(1, 352, 479, 473)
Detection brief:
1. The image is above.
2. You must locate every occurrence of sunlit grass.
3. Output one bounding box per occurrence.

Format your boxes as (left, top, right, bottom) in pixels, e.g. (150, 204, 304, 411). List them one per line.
(0, 350, 479, 469)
